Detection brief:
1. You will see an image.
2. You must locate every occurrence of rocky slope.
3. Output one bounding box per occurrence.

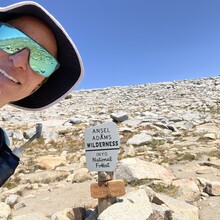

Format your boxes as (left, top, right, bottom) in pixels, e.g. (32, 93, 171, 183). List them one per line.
(0, 76, 220, 219)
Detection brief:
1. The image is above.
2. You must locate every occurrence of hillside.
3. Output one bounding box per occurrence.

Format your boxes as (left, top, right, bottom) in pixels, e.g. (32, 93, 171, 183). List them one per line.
(0, 76, 220, 219)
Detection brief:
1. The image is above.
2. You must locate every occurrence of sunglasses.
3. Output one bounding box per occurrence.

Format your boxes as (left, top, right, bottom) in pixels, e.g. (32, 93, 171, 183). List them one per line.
(0, 23, 59, 77)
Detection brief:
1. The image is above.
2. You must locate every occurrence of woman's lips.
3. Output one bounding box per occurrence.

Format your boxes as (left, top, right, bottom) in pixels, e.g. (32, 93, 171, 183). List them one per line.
(0, 68, 20, 84)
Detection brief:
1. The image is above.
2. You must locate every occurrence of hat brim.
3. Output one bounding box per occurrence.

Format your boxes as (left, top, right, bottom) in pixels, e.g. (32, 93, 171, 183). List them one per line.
(0, 1, 84, 111)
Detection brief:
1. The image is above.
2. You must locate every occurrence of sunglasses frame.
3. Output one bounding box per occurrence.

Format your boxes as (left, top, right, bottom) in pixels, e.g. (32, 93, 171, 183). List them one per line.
(0, 22, 59, 77)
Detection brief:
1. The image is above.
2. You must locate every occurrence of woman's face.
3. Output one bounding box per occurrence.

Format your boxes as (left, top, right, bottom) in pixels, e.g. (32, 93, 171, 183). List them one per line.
(0, 16, 57, 104)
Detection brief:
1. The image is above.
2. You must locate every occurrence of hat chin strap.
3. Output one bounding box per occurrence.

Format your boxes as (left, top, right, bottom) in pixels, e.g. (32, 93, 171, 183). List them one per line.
(29, 78, 48, 96)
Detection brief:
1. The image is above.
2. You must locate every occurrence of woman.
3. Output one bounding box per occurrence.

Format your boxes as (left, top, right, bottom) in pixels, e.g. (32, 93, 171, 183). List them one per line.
(0, 1, 84, 186)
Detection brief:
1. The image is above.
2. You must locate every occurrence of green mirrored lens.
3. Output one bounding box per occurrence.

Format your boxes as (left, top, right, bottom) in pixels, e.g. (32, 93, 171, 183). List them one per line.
(0, 23, 59, 77)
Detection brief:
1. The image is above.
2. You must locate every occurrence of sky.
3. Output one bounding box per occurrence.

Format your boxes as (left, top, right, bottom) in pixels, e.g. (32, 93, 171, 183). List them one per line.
(1, 0, 220, 90)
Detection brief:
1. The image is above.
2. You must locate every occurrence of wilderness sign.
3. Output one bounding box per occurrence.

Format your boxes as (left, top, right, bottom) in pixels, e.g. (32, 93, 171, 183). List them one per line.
(84, 122, 120, 171)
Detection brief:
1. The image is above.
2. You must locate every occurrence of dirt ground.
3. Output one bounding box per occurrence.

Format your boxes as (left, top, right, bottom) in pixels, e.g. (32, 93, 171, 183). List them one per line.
(11, 159, 220, 220)
(11, 181, 96, 218)
(170, 159, 220, 220)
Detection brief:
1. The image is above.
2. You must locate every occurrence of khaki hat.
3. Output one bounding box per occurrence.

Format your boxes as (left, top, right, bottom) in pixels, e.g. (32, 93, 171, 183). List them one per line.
(0, 1, 84, 110)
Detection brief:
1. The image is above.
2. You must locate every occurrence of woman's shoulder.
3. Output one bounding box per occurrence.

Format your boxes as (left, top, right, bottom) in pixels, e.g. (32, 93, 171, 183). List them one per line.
(0, 127, 10, 146)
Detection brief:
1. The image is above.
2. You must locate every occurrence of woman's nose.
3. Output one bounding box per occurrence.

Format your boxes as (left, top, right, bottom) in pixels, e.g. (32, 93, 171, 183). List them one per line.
(9, 48, 30, 71)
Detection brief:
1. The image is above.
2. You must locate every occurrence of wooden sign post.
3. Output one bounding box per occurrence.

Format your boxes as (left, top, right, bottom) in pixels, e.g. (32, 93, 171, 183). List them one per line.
(91, 171, 125, 214)
(84, 122, 125, 215)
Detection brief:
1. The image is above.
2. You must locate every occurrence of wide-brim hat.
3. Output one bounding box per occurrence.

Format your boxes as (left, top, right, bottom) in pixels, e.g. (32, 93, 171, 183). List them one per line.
(0, 1, 84, 111)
